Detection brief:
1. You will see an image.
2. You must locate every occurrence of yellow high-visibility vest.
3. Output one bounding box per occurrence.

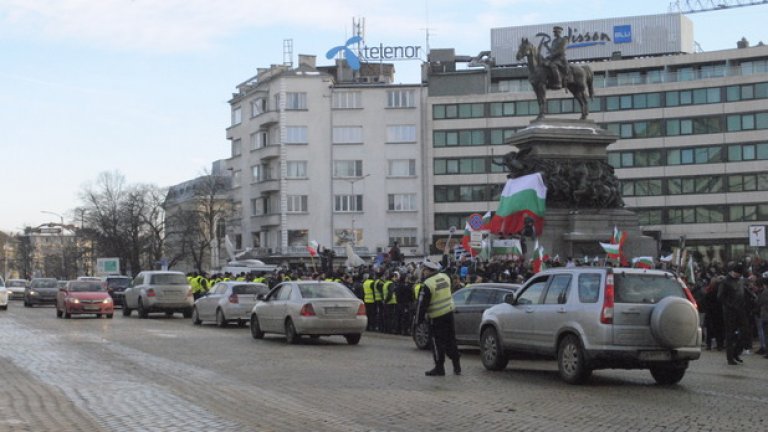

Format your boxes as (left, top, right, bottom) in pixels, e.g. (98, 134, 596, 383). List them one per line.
(425, 273, 454, 319)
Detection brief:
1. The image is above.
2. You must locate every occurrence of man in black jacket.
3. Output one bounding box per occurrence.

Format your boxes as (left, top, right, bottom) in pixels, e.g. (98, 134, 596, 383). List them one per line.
(718, 261, 748, 365)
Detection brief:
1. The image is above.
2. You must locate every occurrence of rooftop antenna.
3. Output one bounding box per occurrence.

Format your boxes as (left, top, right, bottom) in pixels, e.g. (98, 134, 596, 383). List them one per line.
(283, 39, 293, 67)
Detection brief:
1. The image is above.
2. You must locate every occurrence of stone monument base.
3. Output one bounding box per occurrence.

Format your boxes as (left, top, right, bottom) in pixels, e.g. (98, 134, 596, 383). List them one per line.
(537, 209, 657, 261)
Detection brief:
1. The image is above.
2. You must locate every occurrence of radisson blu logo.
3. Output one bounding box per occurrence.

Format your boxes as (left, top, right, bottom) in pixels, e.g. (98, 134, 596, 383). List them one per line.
(326, 36, 363, 71)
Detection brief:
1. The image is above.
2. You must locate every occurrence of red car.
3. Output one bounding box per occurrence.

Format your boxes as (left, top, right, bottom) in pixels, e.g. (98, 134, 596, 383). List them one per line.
(56, 280, 114, 319)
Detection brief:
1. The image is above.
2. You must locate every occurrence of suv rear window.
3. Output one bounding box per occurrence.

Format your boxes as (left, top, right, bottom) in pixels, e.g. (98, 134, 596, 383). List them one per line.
(106, 278, 130, 289)
(614, 273, 686, 304)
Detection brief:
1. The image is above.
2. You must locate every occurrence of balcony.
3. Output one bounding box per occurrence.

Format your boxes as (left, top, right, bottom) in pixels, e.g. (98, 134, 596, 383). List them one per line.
(257, 177, 280, 192)
(257, 144, 281, 160)
(253, 110, 279, 128)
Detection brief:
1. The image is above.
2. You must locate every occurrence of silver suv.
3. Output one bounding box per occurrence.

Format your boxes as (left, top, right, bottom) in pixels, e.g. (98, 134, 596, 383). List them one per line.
(479, 267, 701, 385)
(123, 271, 194, 318)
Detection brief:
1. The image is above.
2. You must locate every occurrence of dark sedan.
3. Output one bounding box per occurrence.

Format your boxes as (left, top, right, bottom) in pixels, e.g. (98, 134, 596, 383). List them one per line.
(24, 278, 59, 307)
(413, 283, 520, 349)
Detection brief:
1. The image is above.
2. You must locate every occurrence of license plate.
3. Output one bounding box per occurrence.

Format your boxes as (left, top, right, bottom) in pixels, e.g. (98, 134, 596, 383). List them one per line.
(84, 306, 100, 311)
(639, 351, 672, 361)
(325, 307, 348, 315)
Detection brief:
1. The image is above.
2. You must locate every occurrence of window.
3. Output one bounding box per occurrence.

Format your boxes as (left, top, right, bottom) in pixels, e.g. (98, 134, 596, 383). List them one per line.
(286, 195, 308, 212)
(387, 89, 416, 108)
(285, 126, 308, 144)
(517, 277, 547, 305)
(261, 162, 275, 181)
(386, 125, 417, 143)
(251, 98, 266, 117)
(232, 106, 242, 125)
(578, 274, 601, 303)
(232, 170, 242, 188)
(544, 275, 572, 304)
(332, 91, 361, 109)
(728, 142, 768, 161)
(288, 230, 309, 247)
(250, 198, 261, 215)
(333, 160, 363, 177)
(333, 126, 363, 144)
(434, 214, 466, 231)
(388, 228, 418, 247)
(251, 131, 267, 150)
(490, 102, 515, 117)
(283, 92, 307, 110)
(251, 165, 261, 182)
(388, 159, 416, 177)
(231, 139, 242, 157)
(388, 194, 416, 211)
(334, 195, 363, 212)
(286, 161, 307, 178)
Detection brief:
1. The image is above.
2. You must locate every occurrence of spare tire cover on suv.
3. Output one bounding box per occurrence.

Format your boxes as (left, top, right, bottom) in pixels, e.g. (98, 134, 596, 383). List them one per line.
(650, 296, 698, 348)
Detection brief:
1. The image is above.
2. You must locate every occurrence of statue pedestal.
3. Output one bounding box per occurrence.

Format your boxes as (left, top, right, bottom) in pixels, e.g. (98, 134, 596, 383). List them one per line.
(505, 119, 657, 260)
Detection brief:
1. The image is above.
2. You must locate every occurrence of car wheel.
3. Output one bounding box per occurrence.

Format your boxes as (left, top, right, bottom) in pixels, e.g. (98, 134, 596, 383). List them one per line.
(250, 314, 264, 339)
(182, 308, 193, 319)
(558, 334, 592, 384)
(345, 334, 362, 345)
(106, 314, 114, 319)
(137, 298, 148, 318)
(480, 327, 508, 371)
(122, 305, 132, 317)
(192, 307, 202, 325)
(216, 309, 227, 328)
(650, 363, 687, 385)
(285, 318, 299, 344)
(56, 308, 63, 318)
(413, 322, 432, 350)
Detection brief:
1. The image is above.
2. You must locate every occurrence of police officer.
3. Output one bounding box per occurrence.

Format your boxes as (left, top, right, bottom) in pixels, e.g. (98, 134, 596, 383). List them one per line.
(416, 261, 461, 376)
(718, 261, 748, 365)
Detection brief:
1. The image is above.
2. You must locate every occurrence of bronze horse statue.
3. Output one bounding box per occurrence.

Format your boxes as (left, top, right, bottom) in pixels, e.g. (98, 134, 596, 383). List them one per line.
(515, 38, 594, 120)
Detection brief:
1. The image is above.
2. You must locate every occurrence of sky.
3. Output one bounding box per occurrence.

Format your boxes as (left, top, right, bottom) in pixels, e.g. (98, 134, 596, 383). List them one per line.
(1, 0, 765, 233)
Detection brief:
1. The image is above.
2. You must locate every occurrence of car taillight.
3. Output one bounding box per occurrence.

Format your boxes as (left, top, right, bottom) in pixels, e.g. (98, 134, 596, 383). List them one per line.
(600, 273, 614, 324)
(300, 303, 316, 317)
(147, 288, 156, 297)
(228, 293, 239, 304)
(357, 304, 366, 316)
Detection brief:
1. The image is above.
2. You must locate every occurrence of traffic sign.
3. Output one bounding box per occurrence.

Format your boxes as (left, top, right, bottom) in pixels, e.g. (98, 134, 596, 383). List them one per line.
(749, 225, 766, 247)
(468, 213, 484, 230)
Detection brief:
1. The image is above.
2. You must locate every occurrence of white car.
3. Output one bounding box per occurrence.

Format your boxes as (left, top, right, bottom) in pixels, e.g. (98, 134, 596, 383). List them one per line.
(192, 282, 270, 327)
(0, 277, 8, 310)
(249, 281, 367, 345)
(123, 271, 194, 318)
(5, 279, 28, 300)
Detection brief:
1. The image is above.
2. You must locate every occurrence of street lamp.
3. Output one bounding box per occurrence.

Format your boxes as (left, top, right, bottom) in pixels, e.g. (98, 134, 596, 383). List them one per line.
(41, 210, 66, 279)
(345, 174, 370, 245)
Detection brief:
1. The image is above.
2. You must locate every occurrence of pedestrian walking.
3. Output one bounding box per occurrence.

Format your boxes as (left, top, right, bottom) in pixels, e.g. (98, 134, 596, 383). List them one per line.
(717, 261, 748, 365)
(415, 261, 461, 376)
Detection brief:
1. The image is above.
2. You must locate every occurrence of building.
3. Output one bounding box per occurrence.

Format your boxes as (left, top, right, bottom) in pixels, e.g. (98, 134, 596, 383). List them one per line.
(425, 13, 767, 264)
(223, 55, 427, 264)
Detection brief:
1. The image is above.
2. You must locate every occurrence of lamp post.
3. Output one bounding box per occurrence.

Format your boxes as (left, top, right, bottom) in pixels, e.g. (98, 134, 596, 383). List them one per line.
(345, 174, 370, 246)
(40, 210, 66, 279)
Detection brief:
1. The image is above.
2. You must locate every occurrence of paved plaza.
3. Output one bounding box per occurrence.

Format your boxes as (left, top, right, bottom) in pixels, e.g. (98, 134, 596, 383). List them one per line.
(0, 305, 766, 432)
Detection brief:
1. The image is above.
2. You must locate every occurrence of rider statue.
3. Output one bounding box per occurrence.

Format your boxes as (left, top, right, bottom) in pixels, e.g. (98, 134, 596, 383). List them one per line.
(543, 26, 569, 90)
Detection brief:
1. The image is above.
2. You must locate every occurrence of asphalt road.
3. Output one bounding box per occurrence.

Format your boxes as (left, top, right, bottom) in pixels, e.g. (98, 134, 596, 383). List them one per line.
(1, 302, 766, 432)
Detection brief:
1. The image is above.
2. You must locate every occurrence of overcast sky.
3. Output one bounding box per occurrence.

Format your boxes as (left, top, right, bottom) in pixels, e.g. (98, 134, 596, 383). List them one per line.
(1, 0, 765, 233)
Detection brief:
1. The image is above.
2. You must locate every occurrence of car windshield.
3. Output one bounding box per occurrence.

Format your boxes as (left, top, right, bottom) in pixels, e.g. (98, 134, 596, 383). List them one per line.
(614, 273, 686, 304)
(8, 281, 27, 287)
(299, 283, 355, 299)
(233, 284, 268, 295)
(107, 278, 130, 289)
(31, 279, 58, 288)
(149, 273, 187, 285)
(69, 282, 103, 292)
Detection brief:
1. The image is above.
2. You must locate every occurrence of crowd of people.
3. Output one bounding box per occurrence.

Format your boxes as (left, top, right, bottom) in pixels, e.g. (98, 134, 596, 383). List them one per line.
(186, 250, 768, 365)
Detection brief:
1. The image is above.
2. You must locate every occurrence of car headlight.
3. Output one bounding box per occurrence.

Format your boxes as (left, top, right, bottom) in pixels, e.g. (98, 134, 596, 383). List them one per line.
(68, 298, 80, 304)
(29, 290, 38, 296)
(102, 298, 113, 304)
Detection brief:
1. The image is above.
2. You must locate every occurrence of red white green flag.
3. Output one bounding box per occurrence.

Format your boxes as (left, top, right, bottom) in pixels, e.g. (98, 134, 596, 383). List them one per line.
(489, 173, 547, 236)
(532, 242, 545, 273)
(307, 240, 319, 257)
(599, 242, 620, 259)
(631, 256, 654, 269)
(612, 226, 627, 246)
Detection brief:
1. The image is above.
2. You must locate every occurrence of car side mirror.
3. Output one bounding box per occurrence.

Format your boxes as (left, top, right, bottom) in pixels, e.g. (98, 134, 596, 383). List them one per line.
(257, 294, 266, 301)
(504, 292, 516, 305)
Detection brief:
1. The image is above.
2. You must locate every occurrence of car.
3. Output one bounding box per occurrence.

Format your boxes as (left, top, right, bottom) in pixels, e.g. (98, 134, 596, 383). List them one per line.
(479, 267, 701, 385)
(101, 275, 132, 307)
(123, 271, 194, 318)
(56, 280, 114, 319)
(192, 281, 270, 327)
(412, 283, 520, 350)
(0, 277, 8, 310)
(249, 280, 367, 345)
(24, 278, 59, 307)
(5, 278, 28, 300)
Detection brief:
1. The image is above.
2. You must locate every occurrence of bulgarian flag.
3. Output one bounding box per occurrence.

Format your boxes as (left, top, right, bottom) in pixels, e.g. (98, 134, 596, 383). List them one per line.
(460, 222, 481, 257)
(307, 240, 319, 257)
(532, 242, 546, 273)
(600, 242, 620, 259)
(489, 173, 547, 236)
(612, 226, 627, 246)
(632, 256, 654, 269)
